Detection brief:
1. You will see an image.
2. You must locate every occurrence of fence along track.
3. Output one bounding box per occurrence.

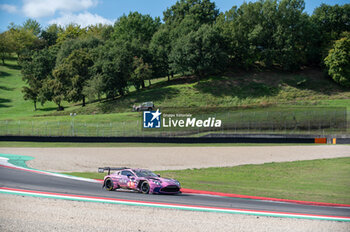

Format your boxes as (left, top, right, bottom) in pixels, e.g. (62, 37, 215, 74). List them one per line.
(0, 107, 347, 137)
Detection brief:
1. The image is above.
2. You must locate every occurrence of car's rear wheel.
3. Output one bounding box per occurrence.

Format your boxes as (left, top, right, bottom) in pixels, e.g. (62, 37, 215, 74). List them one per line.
(104, 178, 114, 191)
(141, 181, 150, 194)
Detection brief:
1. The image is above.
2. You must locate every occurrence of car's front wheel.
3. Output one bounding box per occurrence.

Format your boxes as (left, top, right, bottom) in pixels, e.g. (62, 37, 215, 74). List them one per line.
(141, 181, 150, 194)
(104, 178, 115, 191)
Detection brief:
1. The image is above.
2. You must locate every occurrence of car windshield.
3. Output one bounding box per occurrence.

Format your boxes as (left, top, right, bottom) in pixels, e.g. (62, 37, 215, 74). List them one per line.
(133, 170, 158, 177)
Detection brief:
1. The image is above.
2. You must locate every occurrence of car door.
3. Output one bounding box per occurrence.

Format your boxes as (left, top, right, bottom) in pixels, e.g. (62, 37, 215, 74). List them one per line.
(120, 170, 135, 188)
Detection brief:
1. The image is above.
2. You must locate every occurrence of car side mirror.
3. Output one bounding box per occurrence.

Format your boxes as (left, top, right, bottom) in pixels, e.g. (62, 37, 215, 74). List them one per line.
(157, 174, 161, 177)
(127, 174, 131, 178)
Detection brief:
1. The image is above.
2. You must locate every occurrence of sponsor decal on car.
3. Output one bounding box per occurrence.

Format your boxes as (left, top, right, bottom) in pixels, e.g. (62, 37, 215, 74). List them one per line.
(127, 181, 136, 188)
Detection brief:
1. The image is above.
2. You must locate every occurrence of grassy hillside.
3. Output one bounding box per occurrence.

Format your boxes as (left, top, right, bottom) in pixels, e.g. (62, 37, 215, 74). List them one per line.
(1, 59, 349, 120)
(0, 58, 169, 120)
(0, 59, 349, 136)
(69, 68, 350, 115)
(0, 58, 81, 120)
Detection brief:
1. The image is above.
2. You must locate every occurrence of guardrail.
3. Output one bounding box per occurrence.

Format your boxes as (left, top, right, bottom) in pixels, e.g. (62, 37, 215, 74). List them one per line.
(0, 135, 317, 143)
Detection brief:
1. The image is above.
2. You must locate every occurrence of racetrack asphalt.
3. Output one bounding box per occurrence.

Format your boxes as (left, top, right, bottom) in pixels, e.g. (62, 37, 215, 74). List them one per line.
(1, 165, 349, 219)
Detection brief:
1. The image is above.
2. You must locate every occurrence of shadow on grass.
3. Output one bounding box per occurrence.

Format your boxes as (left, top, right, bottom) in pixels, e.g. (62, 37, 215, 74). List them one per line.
(4, 63, 21, 70)
(282, 72, 349, 95)
(98, 87, 181, 113)
(0, 85, 15, 91)
(151, 75, 198, 88)
(4, 56, 18, 61)
(0, 71, 11, 78)
(36, 107, 60, 112)
(0, 98, 11, 108)
(194, 75, 280, 99)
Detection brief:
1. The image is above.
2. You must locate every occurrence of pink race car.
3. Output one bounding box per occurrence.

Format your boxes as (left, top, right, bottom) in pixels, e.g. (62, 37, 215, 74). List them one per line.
(98, 167, 181, 194)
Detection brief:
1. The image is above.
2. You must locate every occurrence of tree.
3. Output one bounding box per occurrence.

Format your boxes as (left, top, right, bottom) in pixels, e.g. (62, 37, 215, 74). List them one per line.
(131, 56, 152, 90)
(91, 42, 133, 98)
(41, 76, 66, 111)
(85, 24, 114, 41)
(22, 86, 38, 110)
(41, 24, 61, 47)
(0, 32, 13, 65)
(56, 24, 86, 44)
(113, 11, 160, 69)
(274, 0, 310, 70)
(23, 19, 41, 36)
(324, 33, 350, 87)
(20, 46, 57, 110)
(170, 24, 227, 79)
(216, 0, 310, 70)
(113, 12, 160, 46)
(49, 60, 74, 110)
(163, 0, 219, 48)
(216, 1, 272, 68)
(163, 0, 219, 27)
(54, 49, 93, 106)
(101, 25, 114, 41)
(149, 25, 172, 80)
(83, 73, 104, 102)
(311, 4, 350, 63)
(7, 24, 38, 57)
(56, 35, 101, 65)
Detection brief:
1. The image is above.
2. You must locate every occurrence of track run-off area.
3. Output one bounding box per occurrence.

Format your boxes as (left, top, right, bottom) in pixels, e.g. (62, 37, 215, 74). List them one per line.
(0, 153, 349, 222)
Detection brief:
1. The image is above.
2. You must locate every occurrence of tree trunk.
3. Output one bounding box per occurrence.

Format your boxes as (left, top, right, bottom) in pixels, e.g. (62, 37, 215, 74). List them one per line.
(142, 80, 145, 89)
(82, 96, 86, 107)
(34, 100, 37, 111)
(1, 58, 4, 65)
(148, 79, 151, 86)
(197, 70, 202, 83)
(57, 102, 64, 111)
(167, 74, 170, 81)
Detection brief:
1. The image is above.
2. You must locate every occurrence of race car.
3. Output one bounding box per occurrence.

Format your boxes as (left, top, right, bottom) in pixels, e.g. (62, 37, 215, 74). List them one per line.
(98, 167, 181, 194)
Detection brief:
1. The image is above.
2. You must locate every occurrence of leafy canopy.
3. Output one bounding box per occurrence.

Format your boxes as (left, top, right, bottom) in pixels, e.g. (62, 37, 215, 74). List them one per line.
(324, 33, 350, 88)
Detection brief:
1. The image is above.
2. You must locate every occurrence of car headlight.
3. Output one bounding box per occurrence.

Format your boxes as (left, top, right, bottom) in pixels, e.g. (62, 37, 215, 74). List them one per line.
(152, 180, 162, 185)
(174, 180, 180, 186)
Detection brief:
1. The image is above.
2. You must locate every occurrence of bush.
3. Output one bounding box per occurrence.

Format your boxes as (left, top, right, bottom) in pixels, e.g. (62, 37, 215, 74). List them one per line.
(324, 33, 350, 87)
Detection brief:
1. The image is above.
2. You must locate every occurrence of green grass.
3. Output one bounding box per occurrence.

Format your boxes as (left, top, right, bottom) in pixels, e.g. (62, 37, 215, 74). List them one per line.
(1, 58, 349, 136)
(0, 58, 170, 120)
(0, 58, 82, 119)
(1, 58, 349, 120)
(66, 157, 350, 204)
(68, 69, 350, 115)
(0, 141, 325, 147)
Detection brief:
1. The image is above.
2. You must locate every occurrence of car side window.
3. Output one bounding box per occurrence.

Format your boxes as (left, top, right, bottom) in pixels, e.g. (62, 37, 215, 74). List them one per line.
(121, 170, 134, 176)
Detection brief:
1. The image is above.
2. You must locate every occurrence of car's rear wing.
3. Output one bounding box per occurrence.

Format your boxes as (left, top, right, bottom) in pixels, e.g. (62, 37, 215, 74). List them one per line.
(98, 167, 129, 175)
